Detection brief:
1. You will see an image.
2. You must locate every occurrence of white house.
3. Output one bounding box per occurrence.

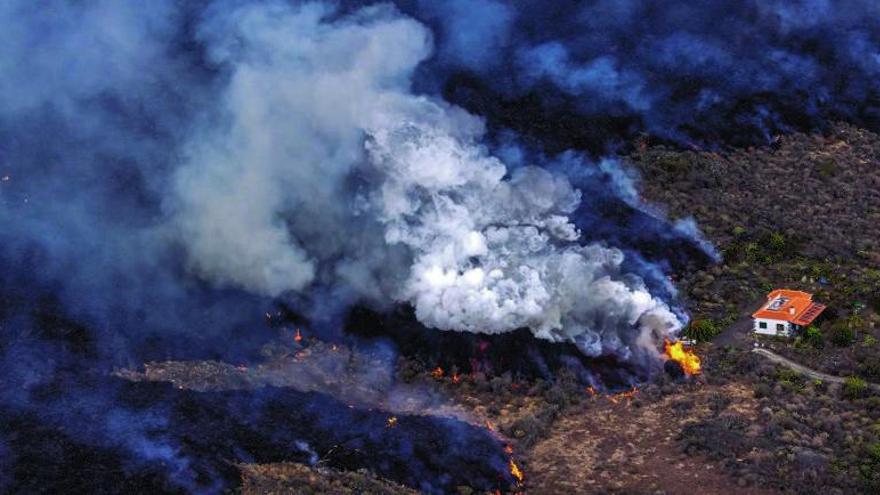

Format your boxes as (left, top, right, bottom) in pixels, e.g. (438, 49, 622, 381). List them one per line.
(752, 289, 826, 337)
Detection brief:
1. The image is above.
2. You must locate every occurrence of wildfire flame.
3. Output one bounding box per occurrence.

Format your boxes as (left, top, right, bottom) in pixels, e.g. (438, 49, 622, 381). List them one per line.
(607, 386, 637, 405)
(294, 328, 302, 343)
(386, 416, 398, 428)
(431, 367, 444, 378)
(451, 372, 461, 383)
(509, 458, 524, 483)
(664, 339, 701, 375)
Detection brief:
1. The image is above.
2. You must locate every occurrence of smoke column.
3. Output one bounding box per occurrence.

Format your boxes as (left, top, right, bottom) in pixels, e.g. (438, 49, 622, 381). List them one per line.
(166, 1, 689, 362)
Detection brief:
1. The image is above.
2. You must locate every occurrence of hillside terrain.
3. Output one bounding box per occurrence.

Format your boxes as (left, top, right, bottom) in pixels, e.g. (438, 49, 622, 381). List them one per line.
(117, 124, 880, 494)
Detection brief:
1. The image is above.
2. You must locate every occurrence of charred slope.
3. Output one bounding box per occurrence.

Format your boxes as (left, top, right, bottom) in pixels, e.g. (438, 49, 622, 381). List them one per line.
(1, 374, 513, 494)
(344, 306, 645, 389)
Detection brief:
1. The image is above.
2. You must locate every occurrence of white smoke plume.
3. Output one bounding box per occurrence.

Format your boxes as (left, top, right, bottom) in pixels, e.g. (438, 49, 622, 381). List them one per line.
(170, 1, 683, 360)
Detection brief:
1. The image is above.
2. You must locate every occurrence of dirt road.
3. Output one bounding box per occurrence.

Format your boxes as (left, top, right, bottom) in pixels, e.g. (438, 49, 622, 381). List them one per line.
(752, 348, 880, 392)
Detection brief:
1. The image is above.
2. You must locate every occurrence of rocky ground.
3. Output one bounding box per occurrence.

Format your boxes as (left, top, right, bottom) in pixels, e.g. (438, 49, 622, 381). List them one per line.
(118, 123, 880, 494)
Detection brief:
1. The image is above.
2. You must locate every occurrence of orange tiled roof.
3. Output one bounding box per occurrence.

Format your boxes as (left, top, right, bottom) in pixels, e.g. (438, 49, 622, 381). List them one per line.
(752, 289, 826, 326)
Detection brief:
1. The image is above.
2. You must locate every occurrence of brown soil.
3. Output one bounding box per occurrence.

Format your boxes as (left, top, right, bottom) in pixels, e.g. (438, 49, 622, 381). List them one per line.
(527, 382, 774, 494)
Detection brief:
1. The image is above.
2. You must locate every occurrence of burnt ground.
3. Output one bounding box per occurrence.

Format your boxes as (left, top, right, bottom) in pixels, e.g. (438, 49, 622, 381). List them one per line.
(13, 123, 880, 494)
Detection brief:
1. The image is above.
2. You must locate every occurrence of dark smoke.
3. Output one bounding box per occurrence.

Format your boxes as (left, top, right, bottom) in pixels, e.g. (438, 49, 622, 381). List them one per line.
(403, 0, 880, 151)
(2, 0, 873, 492)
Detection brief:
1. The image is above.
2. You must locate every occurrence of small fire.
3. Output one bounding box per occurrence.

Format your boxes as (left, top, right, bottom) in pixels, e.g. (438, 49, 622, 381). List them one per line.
(451, 372, 461, 383)
(431, 367, 444, 378)
(294, 328, 302, 343)
(509, 458, 524, 483)
(504, 444, 513, 454)
(664, 339, 701, 375)
(386, 416, 398, 428)
(485, 420, 496, 431)
(607, 387, 637, 405)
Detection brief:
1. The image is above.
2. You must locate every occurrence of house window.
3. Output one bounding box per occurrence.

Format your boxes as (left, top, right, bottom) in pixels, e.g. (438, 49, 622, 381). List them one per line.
(759, 321, 767, 329)
(776, 323, 785, 332)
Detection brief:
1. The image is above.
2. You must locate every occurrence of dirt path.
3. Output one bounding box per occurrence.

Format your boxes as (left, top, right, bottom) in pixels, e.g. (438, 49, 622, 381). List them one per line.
(752, 348, 880, 391)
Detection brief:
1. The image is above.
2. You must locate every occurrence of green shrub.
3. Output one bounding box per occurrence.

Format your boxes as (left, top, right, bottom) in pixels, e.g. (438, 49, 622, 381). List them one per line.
(744, 242, 760, 262)
(777, 368, 804, 392)
(849, 314, 865, 330)
(684, 319, 721, 342)
(830, 321, 856, 347)
(844, 376, 868, 399)
(768, 231, 786, 252)
(861, 442, 880, 488)
(803, 326, 823, 348)
(864, 335, 878, 347)
(870, 443, 880, 463)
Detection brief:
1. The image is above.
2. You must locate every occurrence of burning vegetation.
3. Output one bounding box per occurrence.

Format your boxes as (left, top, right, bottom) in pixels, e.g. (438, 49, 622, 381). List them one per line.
(664, 339, 702, 376)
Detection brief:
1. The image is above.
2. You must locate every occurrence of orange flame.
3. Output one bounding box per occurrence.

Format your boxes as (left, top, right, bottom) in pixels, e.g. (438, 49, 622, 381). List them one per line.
(664, 339, 701, 375)
(431, 367, 444, 378)
(294, 328, 303, 343)
(509, 458, 524, 483)
(607, 386, 638, 405)
(386, 416, 398, 428)
(504, 444, 513, 454)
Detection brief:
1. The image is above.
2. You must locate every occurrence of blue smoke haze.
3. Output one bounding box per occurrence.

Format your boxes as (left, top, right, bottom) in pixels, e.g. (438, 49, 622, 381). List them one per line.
(1, 0, 874, 492)
(402, 0, 880, 149)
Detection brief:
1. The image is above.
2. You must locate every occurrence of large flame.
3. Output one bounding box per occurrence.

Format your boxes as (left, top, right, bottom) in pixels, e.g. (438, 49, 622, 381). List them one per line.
(664, 339, 701, 375)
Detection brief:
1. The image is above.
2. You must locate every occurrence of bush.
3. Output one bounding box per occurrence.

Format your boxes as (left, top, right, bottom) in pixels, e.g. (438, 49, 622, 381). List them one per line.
(685, 319, 721, 342)
(803, 326, 824, 348)
(844, 376, 868, 399)
(869, 443, 880, 463)
(861, 442, 880, 489)
(830, 321, 856, 347)
(768, 231, 786, 252)
(753, 383, 772, 398)
(777, 368, 805, 392)
(848, 314, 865, 330)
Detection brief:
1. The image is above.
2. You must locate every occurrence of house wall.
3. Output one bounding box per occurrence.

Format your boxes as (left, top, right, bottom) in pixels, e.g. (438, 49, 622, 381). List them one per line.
(754, 318, 791, 336)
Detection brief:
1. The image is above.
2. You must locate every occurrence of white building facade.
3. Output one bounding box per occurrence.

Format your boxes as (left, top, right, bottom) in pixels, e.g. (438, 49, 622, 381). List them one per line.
(753, 317, 795, 337)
